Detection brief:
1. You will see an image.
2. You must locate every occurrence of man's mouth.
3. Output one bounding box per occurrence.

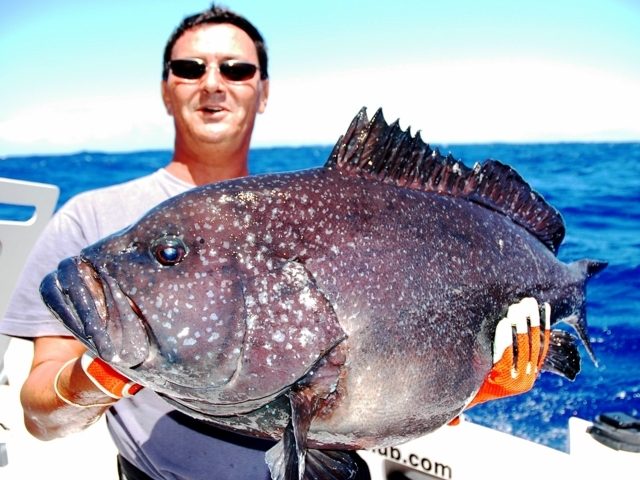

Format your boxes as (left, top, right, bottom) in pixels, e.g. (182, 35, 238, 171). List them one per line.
(199, 105, 224, 114)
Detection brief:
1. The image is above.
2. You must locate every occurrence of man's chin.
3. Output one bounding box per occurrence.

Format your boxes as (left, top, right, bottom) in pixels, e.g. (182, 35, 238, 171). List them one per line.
(196, 123, 247, 145)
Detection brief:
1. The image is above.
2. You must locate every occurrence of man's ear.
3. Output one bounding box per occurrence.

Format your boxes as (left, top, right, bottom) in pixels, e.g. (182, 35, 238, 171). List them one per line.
(258, 78, 269, 114)
(161, 81, 173, 115)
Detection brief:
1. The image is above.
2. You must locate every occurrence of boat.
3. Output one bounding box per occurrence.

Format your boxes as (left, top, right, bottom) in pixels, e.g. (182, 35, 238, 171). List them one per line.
(0, 177, 637, 479)
(0, 177, 117, 479)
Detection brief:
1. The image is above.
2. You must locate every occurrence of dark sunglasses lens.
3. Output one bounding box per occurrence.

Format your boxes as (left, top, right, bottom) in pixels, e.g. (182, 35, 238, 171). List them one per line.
(219, 62, 258, 81)
(170, 59, 206, 79)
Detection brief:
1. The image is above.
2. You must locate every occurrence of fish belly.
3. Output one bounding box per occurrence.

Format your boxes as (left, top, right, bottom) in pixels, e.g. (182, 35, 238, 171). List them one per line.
(290, 174, 564, 447)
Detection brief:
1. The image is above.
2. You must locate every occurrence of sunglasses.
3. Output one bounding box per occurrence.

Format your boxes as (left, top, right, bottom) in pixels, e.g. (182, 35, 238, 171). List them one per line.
(168, 58, 259, 82)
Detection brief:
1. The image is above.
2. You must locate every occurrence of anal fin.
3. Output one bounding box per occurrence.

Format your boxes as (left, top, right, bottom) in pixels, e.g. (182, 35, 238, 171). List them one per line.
(541, 329, 581, 380)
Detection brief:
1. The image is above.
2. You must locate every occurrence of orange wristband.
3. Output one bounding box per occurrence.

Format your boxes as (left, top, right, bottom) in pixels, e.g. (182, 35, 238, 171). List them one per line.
(80, 352, 142, 399)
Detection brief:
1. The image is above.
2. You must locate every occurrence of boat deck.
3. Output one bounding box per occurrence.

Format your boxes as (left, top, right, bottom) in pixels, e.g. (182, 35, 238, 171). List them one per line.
(0, 338, 117, 480)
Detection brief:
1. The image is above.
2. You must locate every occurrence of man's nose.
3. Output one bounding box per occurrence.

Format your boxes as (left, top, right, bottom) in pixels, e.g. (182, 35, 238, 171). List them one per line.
(202, 65, 224, 91)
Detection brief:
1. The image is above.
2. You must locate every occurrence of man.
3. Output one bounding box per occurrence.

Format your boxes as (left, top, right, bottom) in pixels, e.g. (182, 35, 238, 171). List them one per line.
(1, 4, 547, 480)
(2, 4, 277, 479)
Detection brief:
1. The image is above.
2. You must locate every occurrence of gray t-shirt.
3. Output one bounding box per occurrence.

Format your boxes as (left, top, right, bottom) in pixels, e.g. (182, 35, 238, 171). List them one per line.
(1, 169, 273, 479)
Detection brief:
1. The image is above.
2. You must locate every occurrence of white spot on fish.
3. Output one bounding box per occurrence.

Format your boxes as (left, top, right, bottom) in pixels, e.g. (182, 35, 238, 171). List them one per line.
(299, 288, 317, 310)
(247, 313, 258, 329)
(259, 291, 269, 305)
(298, 327, 315, 347)
(272, 331, 286, 343)
(177, 327, 189, 338)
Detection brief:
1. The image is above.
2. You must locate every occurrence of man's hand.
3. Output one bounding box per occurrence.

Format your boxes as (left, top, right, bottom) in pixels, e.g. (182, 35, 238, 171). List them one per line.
(449, 298, 550, 425)
(466, 297, 551, 410)
(81, 351, 143, 399)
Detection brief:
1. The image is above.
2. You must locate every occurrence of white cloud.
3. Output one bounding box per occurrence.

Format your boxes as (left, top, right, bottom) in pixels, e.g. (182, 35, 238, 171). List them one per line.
(256, 58, 640, 146)
(1, 58, 638, 156)
(0, 93, 173, 155)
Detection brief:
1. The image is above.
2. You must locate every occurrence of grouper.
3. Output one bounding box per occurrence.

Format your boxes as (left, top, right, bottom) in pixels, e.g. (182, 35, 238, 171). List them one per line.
(40, 108, 606, 480)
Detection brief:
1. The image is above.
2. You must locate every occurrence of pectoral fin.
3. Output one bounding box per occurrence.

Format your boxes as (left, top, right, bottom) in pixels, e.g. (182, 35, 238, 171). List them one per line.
(266, 388, 362, 480)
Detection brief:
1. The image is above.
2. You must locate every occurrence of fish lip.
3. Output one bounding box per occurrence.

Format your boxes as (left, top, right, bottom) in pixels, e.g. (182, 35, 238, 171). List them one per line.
(43, 257, 150, 368)
(77, 259, 108, 323)
(40, 269, 98, 353)
(88, 262, 150, 368)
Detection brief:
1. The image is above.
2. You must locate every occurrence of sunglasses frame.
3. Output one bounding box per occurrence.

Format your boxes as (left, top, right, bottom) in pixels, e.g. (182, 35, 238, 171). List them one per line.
(167, 58, 259, 82)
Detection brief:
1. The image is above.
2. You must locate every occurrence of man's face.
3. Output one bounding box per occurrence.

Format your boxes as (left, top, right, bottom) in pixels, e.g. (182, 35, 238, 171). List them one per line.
(162, 23, 269, 152)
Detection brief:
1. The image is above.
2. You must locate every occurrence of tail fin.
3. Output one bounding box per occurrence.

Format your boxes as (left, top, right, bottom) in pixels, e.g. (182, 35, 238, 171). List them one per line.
(581, 259, 608, 278)
(566, 259, 608, 367)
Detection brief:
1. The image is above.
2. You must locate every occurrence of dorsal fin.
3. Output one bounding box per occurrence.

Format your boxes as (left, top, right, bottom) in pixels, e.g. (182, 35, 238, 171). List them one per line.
(324, 108, 565, 253)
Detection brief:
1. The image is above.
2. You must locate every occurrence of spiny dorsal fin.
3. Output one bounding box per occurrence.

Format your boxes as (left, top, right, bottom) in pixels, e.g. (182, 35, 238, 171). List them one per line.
(325, 107, 566, 253)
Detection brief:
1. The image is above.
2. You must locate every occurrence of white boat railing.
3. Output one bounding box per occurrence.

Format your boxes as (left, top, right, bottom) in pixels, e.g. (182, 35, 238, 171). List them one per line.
(0, 177, 58, 468)
(0, 177, 59, 384)
(0, 177, 117, 479)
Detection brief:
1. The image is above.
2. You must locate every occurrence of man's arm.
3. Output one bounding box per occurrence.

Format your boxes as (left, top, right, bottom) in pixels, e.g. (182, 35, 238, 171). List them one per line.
(20, 336, 116, 440)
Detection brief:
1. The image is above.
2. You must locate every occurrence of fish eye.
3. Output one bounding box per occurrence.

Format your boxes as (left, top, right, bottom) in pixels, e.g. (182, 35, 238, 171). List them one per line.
(150, 236, 188, 266)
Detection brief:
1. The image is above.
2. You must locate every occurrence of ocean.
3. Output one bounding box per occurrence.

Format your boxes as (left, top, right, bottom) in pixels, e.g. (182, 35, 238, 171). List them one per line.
(1, 142, 639, 452)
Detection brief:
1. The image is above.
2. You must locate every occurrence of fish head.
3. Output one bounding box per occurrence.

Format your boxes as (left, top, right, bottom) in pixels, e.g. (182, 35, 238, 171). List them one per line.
(40, 185, 346, 412)
(41, 194, 248, 398)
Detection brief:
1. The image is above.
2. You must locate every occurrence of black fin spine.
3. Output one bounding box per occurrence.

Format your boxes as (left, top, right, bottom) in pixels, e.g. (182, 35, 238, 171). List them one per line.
(326, 108, 566, 253)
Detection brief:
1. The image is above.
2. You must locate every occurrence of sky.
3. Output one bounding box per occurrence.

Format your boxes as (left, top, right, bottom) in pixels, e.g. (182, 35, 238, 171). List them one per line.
(1, 0, 639, 156)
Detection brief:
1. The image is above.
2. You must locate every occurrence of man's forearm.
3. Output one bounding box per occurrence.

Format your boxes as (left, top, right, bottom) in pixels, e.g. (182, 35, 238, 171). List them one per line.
(20, 342, 115, 440)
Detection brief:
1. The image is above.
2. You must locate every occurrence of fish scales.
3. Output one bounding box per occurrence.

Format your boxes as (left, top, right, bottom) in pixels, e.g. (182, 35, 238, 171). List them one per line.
(40, 108, 606, 480)
(174, 170, 558, 439)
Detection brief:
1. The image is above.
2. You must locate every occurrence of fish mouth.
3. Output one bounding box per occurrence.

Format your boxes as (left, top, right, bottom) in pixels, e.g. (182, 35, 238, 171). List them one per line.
(40, 257, 150, 368)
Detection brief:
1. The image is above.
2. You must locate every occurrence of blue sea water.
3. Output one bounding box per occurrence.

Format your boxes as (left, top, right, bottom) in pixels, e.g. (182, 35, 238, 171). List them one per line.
(1, 142, 639, 452)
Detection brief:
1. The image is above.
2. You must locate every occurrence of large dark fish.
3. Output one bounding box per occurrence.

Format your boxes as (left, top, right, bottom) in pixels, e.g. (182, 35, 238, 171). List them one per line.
(41, 108, 606, 480)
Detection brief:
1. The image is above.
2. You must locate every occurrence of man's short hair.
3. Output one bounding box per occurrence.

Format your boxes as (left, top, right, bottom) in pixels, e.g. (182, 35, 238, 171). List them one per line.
(162, 3, 268, 81)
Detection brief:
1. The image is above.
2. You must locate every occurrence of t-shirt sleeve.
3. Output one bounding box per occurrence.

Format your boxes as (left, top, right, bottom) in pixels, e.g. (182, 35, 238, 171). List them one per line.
(1, 169, 187, 339)
(1, 197, 95, 338)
